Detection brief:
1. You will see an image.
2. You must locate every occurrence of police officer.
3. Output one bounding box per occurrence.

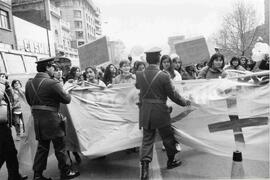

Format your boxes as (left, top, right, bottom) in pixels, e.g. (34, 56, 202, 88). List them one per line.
(0, 74, 28, 180)
(25, 58, 80, 180)
(135, 47, 191, 180)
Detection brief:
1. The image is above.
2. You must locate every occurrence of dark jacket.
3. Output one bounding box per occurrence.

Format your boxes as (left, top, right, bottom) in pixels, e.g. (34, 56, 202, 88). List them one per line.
(135, 65, 188, 129)
(197, 66, 227, 79)
(25, 72, 71, 140)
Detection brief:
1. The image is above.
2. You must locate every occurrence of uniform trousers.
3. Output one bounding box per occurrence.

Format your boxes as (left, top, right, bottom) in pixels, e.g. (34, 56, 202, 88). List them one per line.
(0, 124, 21, 180)
(140, 125, 178, 162)
(33, 137, 69, 173)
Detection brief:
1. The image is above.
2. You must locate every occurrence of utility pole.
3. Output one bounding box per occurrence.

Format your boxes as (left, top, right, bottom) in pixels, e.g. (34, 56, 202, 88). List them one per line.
(43, 0, 51, 56)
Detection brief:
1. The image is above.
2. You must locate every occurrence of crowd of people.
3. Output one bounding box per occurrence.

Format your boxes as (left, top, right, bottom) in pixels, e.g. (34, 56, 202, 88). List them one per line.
(0, 48, 269, 180)
(57, 51, 269, 89)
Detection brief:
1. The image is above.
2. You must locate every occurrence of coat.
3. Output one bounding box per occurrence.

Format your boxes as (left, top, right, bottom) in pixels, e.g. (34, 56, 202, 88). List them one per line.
(25, 72, 71, 140)
(135, 64, 188, 129)
(197, 66, 227, 79)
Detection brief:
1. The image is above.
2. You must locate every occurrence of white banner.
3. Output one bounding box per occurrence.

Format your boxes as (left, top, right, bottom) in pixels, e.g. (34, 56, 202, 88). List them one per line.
(18, 76, 270, 168)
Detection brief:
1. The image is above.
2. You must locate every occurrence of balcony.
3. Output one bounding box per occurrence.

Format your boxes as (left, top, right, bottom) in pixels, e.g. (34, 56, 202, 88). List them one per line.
(50, 4, 61, 18)
(95, 16, 101, 24)
(55, 43, 78, 55)
(60, 20, 70, 31)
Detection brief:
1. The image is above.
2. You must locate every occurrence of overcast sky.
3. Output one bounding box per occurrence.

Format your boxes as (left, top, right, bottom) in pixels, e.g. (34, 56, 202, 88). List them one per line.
(94, 0, 265, 53)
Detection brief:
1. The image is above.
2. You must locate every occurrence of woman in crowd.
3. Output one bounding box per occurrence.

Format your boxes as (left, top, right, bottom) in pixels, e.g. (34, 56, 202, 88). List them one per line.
(11, 80, 26, 141)
(66, 66, 83, 85)
(103, 64, 118, 86)
(113, 60, 136, 84)
(160, 55, 183, 151)
(172, 56, 190, 80)
(239, 56, 248, 70)
(195, 63, 204, 72)
(224, 56, 246, 71)
(198, 53, 227, 79)
(185, 65, 197, 80)
(64, 67, 82, 164)
(246, 58, 256, 71)
(52, 65, 64, 85)
(160, 55, 182, 81)
(83, 66, 106, 87)
(133, 61, 146, 74)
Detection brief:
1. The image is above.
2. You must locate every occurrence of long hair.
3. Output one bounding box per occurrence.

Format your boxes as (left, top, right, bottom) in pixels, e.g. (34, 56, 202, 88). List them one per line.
(83, 66, 97, 80)
(239, 56, 248, 69)
(207, 53, 225, 69)
(229, 56, 240, 69)
(67, 66, 80, 80)
(160, 55, 175, 79)
(103, 64, 117, 85)
(172, 57, 186, 75)
(11, 80, 22, 89)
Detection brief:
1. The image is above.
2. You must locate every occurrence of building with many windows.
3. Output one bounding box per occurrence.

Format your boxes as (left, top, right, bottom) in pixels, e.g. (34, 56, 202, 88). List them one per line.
(58, 0, 102, 48)
(0, 0, 16, 50)
(12, 0, 79, 65)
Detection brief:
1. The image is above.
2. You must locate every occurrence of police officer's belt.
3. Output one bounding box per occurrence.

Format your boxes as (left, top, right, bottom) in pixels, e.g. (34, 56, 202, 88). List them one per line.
(142, 99, 166, 104)
(31, 105, 58, 112)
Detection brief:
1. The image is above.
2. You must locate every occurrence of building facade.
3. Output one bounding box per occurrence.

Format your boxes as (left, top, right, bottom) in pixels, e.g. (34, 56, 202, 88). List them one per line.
(265, 0, 269, 44)
(167, 35, 185, 54)
(14, 16, 51, 56)
(58, 0, 101, 48)
(12, 0, 79, 65)
(108, 40, 126, 65)
(0, 0, 16, 50)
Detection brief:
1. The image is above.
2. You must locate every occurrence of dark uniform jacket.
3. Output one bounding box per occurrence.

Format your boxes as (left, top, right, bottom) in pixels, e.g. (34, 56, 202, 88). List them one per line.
(135, 65, 188, 129)
(25, 72, 71, 140)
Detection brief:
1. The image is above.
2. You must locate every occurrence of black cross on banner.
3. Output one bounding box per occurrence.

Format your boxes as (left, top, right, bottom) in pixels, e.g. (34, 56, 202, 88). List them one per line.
(208, 97, 269, 144)
(208, 115, 269, 143)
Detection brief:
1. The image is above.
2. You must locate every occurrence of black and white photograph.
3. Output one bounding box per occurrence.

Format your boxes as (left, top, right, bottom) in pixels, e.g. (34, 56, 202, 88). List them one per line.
(0, 0, 269, 179)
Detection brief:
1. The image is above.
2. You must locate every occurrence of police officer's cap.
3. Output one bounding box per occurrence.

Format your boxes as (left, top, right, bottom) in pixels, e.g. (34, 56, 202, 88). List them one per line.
(36, 57, 55, 64)
(144, 47, 162, 55)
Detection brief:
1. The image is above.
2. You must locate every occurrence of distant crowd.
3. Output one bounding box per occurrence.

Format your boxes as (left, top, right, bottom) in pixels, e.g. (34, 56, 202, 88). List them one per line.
(57, 52, 269, 88)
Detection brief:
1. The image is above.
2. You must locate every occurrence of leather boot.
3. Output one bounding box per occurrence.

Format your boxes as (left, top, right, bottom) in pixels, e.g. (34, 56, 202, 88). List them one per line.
(33, 172, 52, 180)
(19, 174, 28, 180)
(167, 155, 182, 169)
(140, 161, 149, 180)
(60, 168, 80, 180)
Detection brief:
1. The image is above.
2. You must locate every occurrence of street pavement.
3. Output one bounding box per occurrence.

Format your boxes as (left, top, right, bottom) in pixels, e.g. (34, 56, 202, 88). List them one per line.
(1, 135, 269, 180)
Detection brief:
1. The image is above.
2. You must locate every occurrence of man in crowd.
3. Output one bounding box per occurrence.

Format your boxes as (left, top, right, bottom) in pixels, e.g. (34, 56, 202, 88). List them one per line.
(0, 73, 28, 180)
(135, 47, 191, 180)
(25, 58, 80, 180)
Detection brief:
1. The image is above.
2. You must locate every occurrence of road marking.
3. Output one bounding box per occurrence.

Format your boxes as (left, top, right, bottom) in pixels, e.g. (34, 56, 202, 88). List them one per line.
(151, 143, 163, 180)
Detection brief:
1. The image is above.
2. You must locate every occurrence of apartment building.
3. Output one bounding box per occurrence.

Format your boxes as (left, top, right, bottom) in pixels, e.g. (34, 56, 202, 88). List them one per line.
(0, 0, 16, 50)
(59, 0, 102, 48)
(12, 0, 79, 65)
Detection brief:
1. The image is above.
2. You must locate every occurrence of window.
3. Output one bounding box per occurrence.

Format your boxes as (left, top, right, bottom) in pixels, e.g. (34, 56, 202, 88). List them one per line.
(23, 56, 37, 73)
(74, 21, 82, 28)
(75, 31, 84, 39)
(0, 9, 10, 29)
(4, 53, 25, 73)
(73, 10, 81, 18)
(73, 0, 80, 6)
(0, 53, 6, 73)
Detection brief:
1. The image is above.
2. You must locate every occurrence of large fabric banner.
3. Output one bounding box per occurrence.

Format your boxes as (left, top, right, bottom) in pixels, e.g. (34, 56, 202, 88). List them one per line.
(63, 77, 269, 161)
(18, 75, 269, 168)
